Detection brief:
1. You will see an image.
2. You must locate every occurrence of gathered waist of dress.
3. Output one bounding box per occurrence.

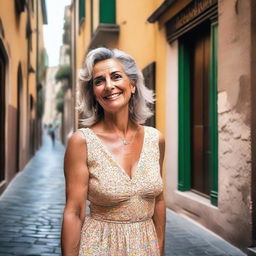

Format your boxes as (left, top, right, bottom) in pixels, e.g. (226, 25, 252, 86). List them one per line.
(89, 198, 155, 223)
(90, 214, 152, 224)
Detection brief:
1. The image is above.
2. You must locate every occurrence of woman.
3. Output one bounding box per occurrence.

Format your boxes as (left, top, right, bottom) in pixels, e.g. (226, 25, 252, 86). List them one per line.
(61, 47, 166, 256)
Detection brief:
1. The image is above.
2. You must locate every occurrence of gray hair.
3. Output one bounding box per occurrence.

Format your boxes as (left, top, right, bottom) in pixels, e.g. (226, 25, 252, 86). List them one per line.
(77, 47, 154, 126)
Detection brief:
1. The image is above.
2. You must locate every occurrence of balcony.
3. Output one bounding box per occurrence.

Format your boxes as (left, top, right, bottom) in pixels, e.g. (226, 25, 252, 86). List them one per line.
(89, 0, 119, 49)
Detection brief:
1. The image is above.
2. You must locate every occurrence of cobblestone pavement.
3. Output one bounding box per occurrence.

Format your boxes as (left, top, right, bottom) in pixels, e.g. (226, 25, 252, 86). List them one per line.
(0, 136, 65, 256)
(0, 136, 246, 256)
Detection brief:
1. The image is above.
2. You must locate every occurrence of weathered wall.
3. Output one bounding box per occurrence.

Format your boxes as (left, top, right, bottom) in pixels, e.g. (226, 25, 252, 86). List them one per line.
(0, 1, 45, 194)
(217, 0, 252, 247)
(250, 0, 256, 247)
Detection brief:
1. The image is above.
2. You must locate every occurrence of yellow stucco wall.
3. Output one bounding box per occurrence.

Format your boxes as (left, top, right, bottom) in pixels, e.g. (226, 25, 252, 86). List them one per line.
(0, 1, 28, 106)
(116, 0, 167, 134)
(155, 26, 167, 135)
(116, 0, 155, 69)
(76, 0, 92, 69)
(0, 0, 45, 107)
(0, 0, 46, 184)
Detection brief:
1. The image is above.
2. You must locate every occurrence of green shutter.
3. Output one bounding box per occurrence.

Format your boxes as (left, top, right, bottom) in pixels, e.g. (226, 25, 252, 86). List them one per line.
(79, 0, 85, 22)
(209, 22, 218, 206)
(100, 0, 116, 24)
(178, 41, 191, 191)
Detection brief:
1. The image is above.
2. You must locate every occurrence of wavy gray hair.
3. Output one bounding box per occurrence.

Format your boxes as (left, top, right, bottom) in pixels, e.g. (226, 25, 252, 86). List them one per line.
(77, 47, 154, 126)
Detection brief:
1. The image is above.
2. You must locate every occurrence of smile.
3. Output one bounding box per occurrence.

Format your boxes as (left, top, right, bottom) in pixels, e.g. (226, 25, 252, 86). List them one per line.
(104, 92, 122, 100)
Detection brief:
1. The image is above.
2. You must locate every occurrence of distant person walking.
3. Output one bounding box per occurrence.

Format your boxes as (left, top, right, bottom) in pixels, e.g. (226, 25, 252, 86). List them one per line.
(48, 124, 55, 147)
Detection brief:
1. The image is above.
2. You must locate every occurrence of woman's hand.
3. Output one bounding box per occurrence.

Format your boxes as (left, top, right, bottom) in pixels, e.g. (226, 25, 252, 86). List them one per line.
(61, 131, 89, 256)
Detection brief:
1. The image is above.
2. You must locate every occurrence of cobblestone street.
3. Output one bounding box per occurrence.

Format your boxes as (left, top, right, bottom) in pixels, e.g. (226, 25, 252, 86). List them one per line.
(0, 136, 246, 256)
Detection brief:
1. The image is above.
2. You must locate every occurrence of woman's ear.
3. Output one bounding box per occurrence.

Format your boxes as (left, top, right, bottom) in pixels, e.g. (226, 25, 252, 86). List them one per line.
(130, 81, 136, 93)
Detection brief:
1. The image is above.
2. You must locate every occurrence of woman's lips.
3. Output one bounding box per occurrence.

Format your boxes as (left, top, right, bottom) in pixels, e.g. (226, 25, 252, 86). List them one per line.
(104, 92, 122, 100)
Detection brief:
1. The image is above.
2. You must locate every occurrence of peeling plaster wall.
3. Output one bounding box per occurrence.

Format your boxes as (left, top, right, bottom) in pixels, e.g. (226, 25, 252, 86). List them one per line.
(218, 0, 252, 247)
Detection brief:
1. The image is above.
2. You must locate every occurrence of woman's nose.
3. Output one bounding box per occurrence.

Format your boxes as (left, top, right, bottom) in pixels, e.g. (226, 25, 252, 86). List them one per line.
(105, 78, 114, 90)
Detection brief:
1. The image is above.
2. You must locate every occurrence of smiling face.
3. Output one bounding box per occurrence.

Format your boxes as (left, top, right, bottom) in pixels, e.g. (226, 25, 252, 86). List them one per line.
(92, 58, 135, 114)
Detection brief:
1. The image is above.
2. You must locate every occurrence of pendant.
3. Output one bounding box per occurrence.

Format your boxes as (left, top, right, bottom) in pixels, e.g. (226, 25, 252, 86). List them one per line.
(122, 139, 129, 145)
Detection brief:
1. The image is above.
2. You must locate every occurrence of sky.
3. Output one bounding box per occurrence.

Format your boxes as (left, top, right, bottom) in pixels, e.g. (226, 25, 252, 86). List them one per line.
(43, 0, 71, 67)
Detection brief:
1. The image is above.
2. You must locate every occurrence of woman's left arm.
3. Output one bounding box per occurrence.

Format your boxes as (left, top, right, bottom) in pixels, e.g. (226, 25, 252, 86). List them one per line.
(153, 132, 166, 256)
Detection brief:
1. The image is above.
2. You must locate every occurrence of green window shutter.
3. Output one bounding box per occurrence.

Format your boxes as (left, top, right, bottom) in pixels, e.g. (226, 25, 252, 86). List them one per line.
(209, 22, 218, 206)
(178, 41, 192, 191)
(99, 0, 116, 24)
(79, 0, 85, 23)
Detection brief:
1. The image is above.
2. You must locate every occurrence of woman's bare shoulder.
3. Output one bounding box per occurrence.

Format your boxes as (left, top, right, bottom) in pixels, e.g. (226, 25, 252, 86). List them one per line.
(144, 126, 165, 144)
(65, 130, 88, 156)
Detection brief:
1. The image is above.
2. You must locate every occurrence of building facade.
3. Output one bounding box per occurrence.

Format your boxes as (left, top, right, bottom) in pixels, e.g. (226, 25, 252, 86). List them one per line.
(70, 0, 256, 253)
(0, 0, 47, 194)
(148, 0, 256, 253)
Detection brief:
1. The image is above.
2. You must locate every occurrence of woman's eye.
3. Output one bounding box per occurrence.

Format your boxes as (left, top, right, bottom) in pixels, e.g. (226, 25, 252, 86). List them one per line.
(112, 74, 122, 80)
(94, 79, 103, 86)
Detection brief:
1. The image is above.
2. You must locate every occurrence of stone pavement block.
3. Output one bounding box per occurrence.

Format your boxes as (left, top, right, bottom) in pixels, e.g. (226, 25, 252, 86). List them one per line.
(0, 232, 23, 238)
(12, 237, 37, 243)
(0, 246, 32, 254)
(0, 237, 11, 242)
(41, 254, 60, 256)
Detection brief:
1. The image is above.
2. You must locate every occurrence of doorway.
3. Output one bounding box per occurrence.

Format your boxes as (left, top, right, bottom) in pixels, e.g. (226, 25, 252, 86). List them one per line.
(0, 43, 6, 183)
(16, 64, 23, 173)
(189, 24, 211, 196)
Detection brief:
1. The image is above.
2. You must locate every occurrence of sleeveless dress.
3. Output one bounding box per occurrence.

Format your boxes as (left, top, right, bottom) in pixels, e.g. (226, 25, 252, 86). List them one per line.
(78, 126, 163, 256)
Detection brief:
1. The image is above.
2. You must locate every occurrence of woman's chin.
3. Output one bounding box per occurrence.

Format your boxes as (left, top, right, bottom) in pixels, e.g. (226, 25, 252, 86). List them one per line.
(102, 103, 129, 115)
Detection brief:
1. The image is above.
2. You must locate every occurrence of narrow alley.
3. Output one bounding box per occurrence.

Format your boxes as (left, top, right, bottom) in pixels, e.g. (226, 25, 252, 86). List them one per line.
(0, 135, 245, 256)
(0, 1, 256, 254)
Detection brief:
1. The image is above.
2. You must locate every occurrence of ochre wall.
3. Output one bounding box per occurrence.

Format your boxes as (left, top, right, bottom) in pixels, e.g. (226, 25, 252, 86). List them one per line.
(0, 0, 45, 194)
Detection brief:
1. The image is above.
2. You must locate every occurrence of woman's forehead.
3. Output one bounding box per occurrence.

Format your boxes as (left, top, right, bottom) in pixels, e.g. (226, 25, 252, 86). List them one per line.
(93, 59, 124, 77)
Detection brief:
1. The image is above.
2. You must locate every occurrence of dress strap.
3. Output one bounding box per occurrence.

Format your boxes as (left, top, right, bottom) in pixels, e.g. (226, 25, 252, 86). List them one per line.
(143, 126, 160, 161)
(78, 128, 93, 149)
(78, 128, 89, 139)
(77, 128, 93, 163)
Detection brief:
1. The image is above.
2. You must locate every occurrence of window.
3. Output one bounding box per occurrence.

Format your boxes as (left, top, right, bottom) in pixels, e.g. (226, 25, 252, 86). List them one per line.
(99, 0, 116, 24)
(79, 0, 85, 24)
(142, 62, 156, 127)
(178, 21, 218, 206)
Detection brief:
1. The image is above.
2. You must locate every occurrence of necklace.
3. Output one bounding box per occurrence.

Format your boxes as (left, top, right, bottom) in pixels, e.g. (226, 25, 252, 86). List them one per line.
(118, 126, 140, 145)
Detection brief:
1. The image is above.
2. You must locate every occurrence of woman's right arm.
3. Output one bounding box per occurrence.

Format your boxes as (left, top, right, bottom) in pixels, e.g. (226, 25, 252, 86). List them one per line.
(61, 131, 89, 256)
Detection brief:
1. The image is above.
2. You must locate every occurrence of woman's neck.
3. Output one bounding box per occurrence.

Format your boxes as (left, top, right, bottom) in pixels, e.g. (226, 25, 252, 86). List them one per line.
(102, 108, 134, 136)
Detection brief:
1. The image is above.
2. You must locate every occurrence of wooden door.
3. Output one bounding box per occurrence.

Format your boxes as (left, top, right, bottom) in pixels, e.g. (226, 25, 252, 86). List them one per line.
(189, 25, 211, 196)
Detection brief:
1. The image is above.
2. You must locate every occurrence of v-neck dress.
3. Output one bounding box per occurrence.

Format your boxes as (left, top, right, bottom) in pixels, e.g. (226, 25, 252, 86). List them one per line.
(78, 126, 163, 256)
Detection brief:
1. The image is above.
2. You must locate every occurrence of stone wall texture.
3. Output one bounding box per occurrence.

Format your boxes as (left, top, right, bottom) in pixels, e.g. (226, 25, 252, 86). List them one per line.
(218, 0, 252, 248)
